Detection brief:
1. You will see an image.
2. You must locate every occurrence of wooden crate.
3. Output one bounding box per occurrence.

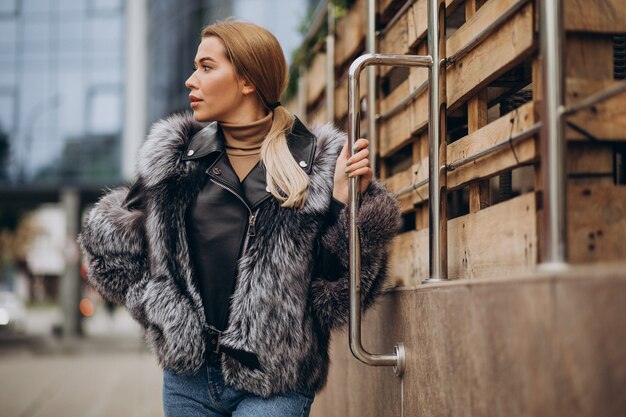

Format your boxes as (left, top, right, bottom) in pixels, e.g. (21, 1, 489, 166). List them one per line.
(295, 0, 626, 284)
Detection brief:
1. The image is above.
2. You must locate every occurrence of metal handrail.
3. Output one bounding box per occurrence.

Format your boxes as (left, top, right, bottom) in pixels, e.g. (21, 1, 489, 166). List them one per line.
(561, 80, 626, 116)
(538, 0, 567, 269)
(349, 54, 433, 377)
(326, 2, 335, 123)
(447, 123, 541, 171)
(367, 0, 377, 174)
(393, 122, 541, 201)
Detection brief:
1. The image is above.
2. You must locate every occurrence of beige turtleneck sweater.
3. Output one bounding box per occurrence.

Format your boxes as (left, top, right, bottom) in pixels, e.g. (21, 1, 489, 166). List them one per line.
(220, 112, 273, 182)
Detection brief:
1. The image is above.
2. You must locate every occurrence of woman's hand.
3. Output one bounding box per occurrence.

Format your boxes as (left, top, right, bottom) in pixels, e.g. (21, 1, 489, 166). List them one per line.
(332, 138, 374, 205)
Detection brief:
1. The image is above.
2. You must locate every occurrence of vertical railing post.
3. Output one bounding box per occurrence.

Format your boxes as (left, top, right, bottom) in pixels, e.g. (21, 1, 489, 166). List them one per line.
(539, 0, 568, 269)
(366, 0, 377, 174)
(326, 2, 335, 123)
(424, 0, 448, 283)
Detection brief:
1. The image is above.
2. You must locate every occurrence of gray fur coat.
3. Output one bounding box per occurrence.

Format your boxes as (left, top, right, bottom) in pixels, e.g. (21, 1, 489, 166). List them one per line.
(77, 112, 400, 397)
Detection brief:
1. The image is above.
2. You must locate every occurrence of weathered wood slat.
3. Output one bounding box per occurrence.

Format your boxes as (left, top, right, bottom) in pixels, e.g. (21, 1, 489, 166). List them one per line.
(383, 101, 537, 205)
(383, 159, 429, 212)
(379, 0, 466, 55)
(308, 101, 328, 126)
(448, 192, 537, 279)
(465, 0, 490, 220)
(380, 108, 414, 158)
(335, 0, 366, 68)
(446, 1, 535, 109)
(379, 1, 535, 157)
(564, 0, 626, 33)
(565, 35, 614, 80)
(565, 79, 626, 142)
(388, 228, 429, 287)
(389, 192, 537, 285)
(306, 53, 327, 106)
(447, 101, 537, 190)
(568, 185, 626, 263)
(567, 143, 614, 177)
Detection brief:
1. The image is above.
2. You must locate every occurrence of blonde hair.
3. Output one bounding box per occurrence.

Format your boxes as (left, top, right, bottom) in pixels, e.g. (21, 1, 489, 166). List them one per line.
(201, 20, 310, 209)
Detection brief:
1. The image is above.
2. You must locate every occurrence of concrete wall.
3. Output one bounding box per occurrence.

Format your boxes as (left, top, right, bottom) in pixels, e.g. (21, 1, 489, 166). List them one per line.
(311, 266, 626, 417)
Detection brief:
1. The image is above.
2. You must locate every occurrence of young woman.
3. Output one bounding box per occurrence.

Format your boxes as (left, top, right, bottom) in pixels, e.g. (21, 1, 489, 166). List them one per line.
(78, 20, 400, 417)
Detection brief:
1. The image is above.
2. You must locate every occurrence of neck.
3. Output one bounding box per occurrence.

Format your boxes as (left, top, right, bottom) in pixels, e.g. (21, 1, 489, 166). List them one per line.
(219, 97, 268, 124)
(220, 112, 273, 154)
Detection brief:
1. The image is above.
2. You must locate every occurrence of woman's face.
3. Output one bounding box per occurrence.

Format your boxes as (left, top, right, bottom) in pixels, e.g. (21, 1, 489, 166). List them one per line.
(185, 36, 251, 122)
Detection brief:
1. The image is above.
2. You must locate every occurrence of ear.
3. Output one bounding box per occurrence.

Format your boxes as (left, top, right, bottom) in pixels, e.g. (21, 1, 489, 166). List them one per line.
(240, 78, 256, 95)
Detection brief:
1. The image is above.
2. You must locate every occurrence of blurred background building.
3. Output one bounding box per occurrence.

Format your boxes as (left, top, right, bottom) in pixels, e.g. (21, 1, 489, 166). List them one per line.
(0, 0, 315, 335)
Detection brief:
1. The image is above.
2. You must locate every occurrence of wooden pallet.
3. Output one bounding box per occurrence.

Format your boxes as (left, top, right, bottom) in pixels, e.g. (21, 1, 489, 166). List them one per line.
(290, 0, 626, 284)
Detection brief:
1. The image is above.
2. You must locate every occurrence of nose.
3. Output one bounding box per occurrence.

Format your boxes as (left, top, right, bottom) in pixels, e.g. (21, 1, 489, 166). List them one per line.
(185, 73, 197, 90)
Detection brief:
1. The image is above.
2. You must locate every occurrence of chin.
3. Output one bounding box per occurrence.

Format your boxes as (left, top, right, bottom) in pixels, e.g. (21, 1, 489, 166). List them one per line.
(192, 111, 212, 123)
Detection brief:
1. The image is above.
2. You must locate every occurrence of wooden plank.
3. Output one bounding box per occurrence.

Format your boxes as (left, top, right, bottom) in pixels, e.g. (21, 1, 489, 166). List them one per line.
(389, 192, 538, 285)
(306, 52, 327, 106)
(334, 76, 348, 121)
(448, 192, 537, 279)
(468, 89, 491, 213)
(565, 35, 614, 80)
(564, 0, 626, 33)
(335, 0, 366, 68)
(377, 0, 397, 16)
(379, 11, 408, 55)
(466, 0, 490, 214)
(388, 229, 429, 287)
(446, 1, 536, 109)
(567, 143, 613, 176)
(565, 79, 626, 142)
(448, 0, 521, 59)
(383, 158, 429, 211)
(378, 0, 463, 77)
(385, 102, 538, 202)
(407, 0, 429, 48)
(308, 100, 327, 126)
(380, 1, 536, 157)
(380, 76, 410, 114)
(283, 96, 299, 117)
(380, 108, 413, 158)
(447, 101, 538, 190)
(568, 185, 626, 263)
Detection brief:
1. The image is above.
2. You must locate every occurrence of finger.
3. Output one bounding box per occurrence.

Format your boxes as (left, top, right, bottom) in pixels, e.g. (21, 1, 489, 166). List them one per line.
(352, 138, 369, 154)
(347, 148, 370, 165)
(345, 158, 369, 173)
(348, 167, 373, 178)
(340, 140, 350, 158)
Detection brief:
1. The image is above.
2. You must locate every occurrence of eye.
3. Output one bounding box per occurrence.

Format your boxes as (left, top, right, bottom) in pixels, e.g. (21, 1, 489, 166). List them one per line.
(202, 65, 212, 71)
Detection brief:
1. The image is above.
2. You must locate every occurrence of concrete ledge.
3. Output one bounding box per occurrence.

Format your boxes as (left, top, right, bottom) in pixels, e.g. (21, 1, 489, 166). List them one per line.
(312, 266, 626, 417)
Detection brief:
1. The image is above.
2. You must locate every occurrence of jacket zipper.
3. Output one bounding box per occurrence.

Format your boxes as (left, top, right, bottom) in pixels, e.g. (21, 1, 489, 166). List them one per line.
(209, 178, 258, 255)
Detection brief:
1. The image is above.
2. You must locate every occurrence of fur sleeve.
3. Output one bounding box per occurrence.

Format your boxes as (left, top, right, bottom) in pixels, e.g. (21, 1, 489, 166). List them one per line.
(310, 178, 401, 331)
(77, 184, 149, 312)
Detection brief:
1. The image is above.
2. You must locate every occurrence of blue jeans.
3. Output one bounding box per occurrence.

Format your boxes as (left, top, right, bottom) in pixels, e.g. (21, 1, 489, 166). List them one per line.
(162, 358, 315, 417)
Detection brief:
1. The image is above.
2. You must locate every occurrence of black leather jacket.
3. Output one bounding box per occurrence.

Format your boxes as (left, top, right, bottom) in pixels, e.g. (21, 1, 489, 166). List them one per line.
(123, 117, 345, 342)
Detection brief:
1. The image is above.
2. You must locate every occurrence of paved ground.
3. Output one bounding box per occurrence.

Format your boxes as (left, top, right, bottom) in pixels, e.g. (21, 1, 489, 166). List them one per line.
(0, 305, 164, 417)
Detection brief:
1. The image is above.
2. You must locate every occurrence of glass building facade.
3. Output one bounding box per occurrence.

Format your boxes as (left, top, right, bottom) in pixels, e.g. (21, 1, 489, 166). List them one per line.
(0, 0, 126, 186)
(146, 0, 310, 124)
(0, 0, 313, 187)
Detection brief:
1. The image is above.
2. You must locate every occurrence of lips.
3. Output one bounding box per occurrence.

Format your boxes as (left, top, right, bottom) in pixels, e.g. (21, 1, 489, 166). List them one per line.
(189, 95, 202, 109)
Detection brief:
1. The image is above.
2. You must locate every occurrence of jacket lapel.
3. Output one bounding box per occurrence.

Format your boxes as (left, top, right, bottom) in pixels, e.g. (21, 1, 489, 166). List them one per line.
(182, 115, 318, 209)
